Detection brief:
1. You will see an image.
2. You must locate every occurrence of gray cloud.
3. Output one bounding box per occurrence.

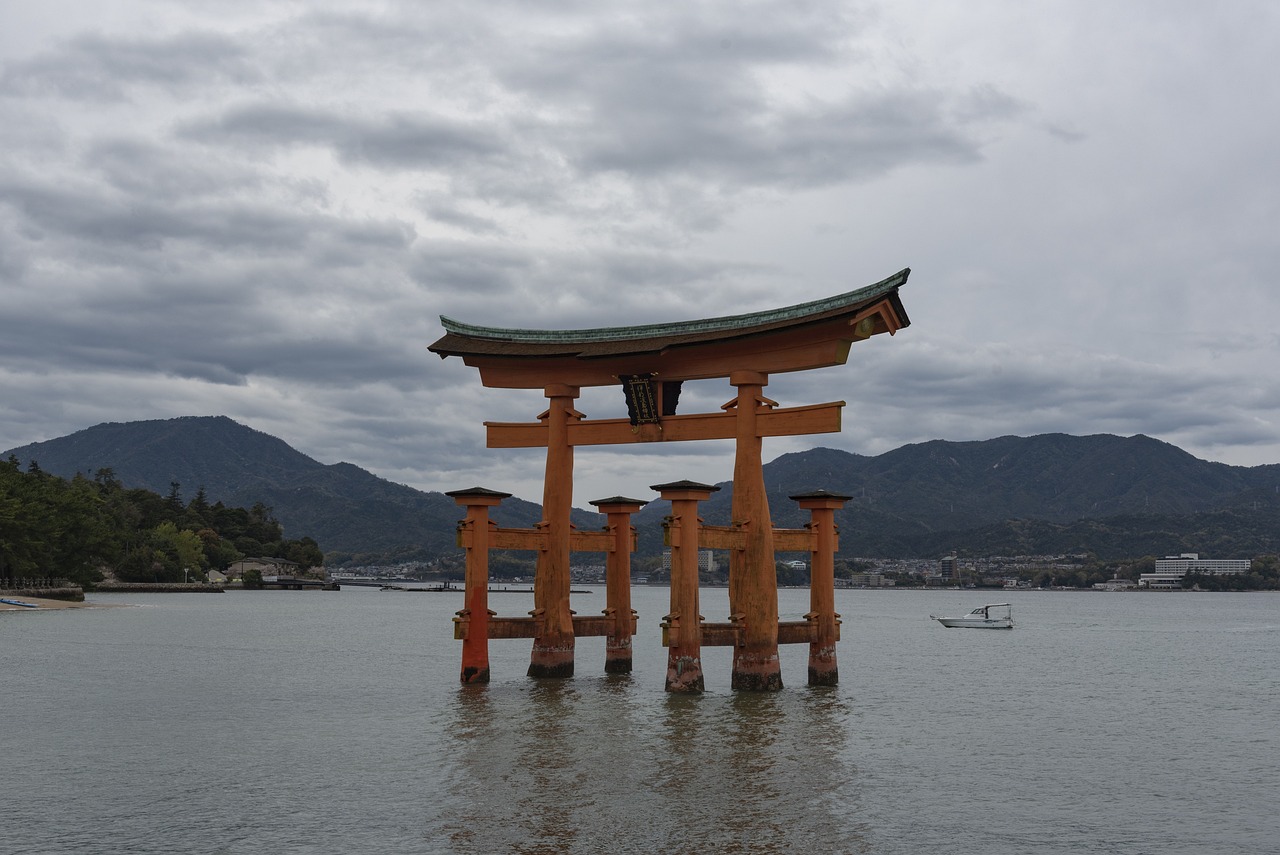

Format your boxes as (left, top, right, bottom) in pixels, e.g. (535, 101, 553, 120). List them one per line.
(2, 31, 259, 100)
(2, 0, 1278, 510)
(490, 6, 1012, 191)
(183, 104, 511, 171)
(422, 203, 506, 236)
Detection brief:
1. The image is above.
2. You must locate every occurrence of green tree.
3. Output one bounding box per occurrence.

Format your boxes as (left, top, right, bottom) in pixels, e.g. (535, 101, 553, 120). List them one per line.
(281, 536, 325, 571)
(0, 466, 42, 581)
(776, 561, 810, 586)
(47, 474, 115, 586)
(155, 522, 207, 578)
(166, 482, 184, 516)
(0, 463, 322, 586)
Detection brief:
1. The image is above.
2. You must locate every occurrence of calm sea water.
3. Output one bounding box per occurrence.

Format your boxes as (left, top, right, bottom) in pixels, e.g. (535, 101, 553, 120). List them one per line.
(3, 586, 1277, 854)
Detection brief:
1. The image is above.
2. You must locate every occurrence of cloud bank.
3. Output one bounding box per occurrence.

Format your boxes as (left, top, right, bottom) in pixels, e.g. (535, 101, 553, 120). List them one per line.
(2, 0, 1278, 505)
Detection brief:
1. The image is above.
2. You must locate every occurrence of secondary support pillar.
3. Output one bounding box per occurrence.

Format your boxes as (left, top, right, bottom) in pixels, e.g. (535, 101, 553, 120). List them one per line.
(792, 490, 850, 686)
(590, 496, 647, 674)
(529, 383, 581, 678)
(447, 486, 512, 684)
(655, 480, 718, 693)
(727, 370, 782, 691)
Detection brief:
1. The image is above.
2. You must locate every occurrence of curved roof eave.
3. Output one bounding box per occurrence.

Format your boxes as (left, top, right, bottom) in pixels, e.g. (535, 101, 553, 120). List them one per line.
(431, 268, 909, 355)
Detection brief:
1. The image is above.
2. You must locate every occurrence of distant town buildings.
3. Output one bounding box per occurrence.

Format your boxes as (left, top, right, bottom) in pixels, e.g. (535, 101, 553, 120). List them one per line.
(327, 550, 1256, 591)
(1093, 577, 1136, 591)
(844, 573, 890, 587)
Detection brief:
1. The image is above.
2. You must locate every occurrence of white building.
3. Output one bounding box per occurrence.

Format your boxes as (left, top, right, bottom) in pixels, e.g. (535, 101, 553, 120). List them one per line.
(1138, 553, 1250, 588)
(661, 550, 716, 573)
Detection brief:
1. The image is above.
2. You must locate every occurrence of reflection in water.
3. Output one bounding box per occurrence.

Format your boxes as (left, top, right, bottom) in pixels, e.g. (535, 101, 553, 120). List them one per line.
(721, 694, 788, 840)
(512, 681, 583, 854)
(438, 678, 867, 854)
(646, 690, 868, 853)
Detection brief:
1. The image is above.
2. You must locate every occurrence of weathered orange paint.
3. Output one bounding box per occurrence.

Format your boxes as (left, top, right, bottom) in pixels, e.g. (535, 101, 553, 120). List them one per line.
(655, 481, 716, 693)
(528, 385, 579, 679)
(792, 491, 850, 686)
(470, 526, 623, 552)
(447, 488, 510, 684)
(483, 401, 844, 448)
(727, 371, 783, 691)
(591, 497, 646, 674)
(698, 523, 818, 553)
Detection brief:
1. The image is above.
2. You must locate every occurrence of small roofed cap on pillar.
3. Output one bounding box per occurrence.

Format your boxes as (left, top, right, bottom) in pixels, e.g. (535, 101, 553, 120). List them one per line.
(788, 489, 853, 502)
(589, 496, 649, 509)
(445, 486, 513, 500)
(650, 479, 720, 493)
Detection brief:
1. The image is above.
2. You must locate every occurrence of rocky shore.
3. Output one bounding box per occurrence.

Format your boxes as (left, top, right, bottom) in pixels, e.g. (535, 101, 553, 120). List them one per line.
(1, 582, 235, 609)
(0, 585, 85, 602)
(1, 594, 108, 610)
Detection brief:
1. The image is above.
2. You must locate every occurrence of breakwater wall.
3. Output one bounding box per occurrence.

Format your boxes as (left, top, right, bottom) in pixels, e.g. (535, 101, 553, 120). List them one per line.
(94, 582, 225, 593)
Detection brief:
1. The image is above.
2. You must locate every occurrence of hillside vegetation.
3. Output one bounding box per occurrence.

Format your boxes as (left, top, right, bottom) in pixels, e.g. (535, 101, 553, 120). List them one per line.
(0, 457, 322, 588)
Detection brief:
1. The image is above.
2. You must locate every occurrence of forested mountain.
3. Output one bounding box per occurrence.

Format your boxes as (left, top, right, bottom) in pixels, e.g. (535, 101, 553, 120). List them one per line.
(7, 418, 1279, 562)
(3, 416, 570, 564)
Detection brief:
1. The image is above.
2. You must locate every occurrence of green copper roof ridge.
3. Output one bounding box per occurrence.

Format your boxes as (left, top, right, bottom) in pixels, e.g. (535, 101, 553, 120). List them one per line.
(439, 268, 909, 344)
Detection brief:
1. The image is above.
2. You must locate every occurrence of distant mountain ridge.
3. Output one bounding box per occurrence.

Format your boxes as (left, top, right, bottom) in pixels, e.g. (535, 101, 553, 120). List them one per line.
(631, 434, 1280, 559)
(764, 433, 1274, 524)
(6, 416, 1279, 561)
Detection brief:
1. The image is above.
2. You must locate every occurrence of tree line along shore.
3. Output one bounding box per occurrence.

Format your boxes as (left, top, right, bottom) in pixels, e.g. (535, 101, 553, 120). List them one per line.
(1, 457, 323, 591)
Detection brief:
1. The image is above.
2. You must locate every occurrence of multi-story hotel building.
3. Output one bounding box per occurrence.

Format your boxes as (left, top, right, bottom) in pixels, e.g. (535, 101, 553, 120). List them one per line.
(1138, 553, 1250, 588)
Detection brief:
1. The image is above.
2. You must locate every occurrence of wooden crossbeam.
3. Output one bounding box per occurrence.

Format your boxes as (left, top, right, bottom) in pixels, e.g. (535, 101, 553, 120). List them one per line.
(700, 621, 742, 647)
(466, 521, 825, 553)
(485, 401, 844, 449)
(681, 619, 839, 648)
(570, 614, 637, 637)
(483, 615, 543, 639)
(454, 613, 637, 640)
(775, 528, 835, 553)
(572, 530, 626, 553)
(486, 528, 545, 551)
(698, 524, 745, 551)
(691, 525, 833, 553)
(458, 526, 632, 553)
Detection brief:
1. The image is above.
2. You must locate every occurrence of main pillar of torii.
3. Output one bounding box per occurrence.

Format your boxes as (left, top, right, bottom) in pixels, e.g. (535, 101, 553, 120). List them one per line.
(429, 269, 910, 686)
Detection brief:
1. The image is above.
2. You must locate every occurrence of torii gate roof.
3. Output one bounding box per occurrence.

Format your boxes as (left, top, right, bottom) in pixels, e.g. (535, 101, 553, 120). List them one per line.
(429, 267, 910, 388)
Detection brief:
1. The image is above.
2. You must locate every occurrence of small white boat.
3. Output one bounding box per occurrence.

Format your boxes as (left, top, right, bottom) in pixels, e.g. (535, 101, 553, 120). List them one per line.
(931, 603, 1013, 629)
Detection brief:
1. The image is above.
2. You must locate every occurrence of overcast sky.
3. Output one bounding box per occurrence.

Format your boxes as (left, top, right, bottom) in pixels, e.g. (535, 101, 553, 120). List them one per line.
(3, 1, 1278, 506)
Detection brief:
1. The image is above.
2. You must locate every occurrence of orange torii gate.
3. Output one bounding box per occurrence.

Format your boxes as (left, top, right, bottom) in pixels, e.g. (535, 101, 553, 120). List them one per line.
(429, 268, 911, 691)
